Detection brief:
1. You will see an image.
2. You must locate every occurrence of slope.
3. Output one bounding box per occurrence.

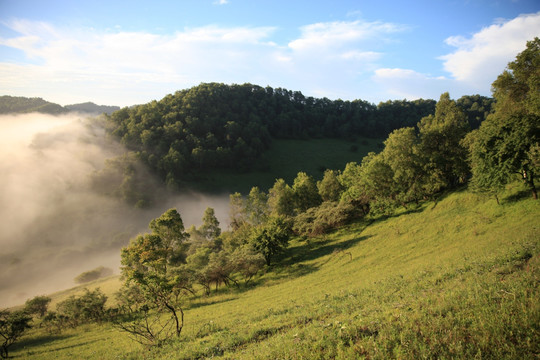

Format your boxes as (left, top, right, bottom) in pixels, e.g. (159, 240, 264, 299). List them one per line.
(11, 184, 539, 359)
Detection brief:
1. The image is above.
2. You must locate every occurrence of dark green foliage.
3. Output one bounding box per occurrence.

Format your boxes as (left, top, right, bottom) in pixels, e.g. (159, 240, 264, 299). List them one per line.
(468, 38, 540, 199)
(104, 83, 438, 189)
(250, 216, 292, 265)
(418, 92, 470, 193)
(456, 94, 495, 129)
(317, 169, 344, 202)
(23, 295, 51, 318)
(292, 172, 322, 213)
(64, 102, 120, 115)
(91, 152, 158, 207)
(74, 266, 113, 284)
(55, 288, 108, 327)
(0, 95, 67, 115)
(0, 309, 32, 359)
(118, 208, 191, 345)
(268, 178, 295, 217)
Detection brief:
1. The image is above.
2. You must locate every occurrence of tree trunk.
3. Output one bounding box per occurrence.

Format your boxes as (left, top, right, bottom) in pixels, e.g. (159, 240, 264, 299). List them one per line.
(527, 172, 537, 200)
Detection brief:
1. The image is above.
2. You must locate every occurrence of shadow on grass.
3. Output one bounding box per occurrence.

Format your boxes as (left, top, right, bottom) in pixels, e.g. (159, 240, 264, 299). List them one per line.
(503, 188, 532, 203)
(11, 334, 102, 358)
(11, 334, 72, 352)
(186, 296, 238, 311)
(267, 233, 373, 282)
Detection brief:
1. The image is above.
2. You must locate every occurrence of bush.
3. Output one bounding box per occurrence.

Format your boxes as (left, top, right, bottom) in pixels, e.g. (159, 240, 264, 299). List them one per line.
(56, 288, 108, 327)
(293, 201, 359, 237)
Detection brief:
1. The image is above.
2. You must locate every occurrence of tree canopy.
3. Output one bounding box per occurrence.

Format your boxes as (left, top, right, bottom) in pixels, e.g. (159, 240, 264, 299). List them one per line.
(467, 37, 540, 199)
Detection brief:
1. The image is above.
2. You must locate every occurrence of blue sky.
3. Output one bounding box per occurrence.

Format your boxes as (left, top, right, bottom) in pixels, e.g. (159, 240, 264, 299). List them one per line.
(0, 0, 539, 106)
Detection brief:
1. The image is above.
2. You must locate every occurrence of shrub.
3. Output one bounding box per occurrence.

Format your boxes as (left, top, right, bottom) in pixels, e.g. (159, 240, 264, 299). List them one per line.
(293, 201, 359, 237)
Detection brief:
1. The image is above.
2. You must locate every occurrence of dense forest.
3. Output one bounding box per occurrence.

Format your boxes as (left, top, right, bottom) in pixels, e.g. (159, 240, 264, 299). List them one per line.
(102, 83, 493, 200)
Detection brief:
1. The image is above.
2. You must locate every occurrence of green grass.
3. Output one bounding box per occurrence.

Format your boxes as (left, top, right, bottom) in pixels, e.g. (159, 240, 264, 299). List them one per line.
(11, 184, 539, 359)
(191, 137, 382, 193)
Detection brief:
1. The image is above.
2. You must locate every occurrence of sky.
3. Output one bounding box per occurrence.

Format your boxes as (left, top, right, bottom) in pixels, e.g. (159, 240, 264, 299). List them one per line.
(0, 0, 539, 107)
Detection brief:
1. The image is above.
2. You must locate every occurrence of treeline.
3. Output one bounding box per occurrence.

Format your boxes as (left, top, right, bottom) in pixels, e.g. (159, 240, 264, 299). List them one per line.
(0, 96, 67, 115)
(0, 95, 119, 115)
(104, 83, 493, 191)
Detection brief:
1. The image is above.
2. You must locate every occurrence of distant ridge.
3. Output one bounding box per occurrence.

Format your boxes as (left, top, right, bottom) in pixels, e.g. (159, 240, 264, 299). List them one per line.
(0, 95, 119, 115)
(65, 102, 120, 115)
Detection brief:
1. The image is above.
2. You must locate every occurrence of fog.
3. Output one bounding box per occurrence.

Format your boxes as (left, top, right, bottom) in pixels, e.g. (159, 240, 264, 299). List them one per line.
(0, 113, 230, 308)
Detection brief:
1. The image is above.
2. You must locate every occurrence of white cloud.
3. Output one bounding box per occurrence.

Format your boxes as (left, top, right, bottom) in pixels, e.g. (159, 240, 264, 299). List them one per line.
(0, 21, 278, 105)
(288, 20, 406, 52)
(0, 18, 407, 105)
(213, 0, 229, 4)
(372, 12, 540, 101)
(373, 68, 455, 100)
(440, 12, 540, 88)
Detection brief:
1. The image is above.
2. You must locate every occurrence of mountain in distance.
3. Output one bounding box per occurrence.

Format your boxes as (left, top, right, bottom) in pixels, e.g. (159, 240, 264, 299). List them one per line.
(0, 95, 119, 115)
(65, 102, 120, 115)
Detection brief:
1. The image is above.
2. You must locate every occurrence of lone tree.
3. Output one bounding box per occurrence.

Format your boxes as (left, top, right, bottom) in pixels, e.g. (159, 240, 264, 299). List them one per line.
(0, 310, 32, 359)
(467, 37, 540, 200)
(117, 208, 191, 346)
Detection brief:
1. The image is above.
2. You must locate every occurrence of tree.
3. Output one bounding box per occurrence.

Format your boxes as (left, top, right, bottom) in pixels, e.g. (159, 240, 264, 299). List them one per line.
(317, 169, 344, 202)
(268, 178, 295, 217)
(229, 192, 247, 230)
(56, 288, 108, 326)
(0, 310, 32, 359)
(418, 93, 470, 193)
(292, 172, 322, 213)
(24, 295, 51, 318)
(250, 216, 291, 265)
(467, 38, 540, 200)
(199, 207, 221, 241)
(381, 127, 425, 204)
(118, 208, 191, 346)
(245, 187, 269, 225)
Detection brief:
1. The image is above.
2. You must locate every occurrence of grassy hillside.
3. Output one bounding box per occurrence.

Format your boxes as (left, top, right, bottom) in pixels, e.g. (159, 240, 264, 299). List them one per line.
(191, 137, 382, 193)
(11, 184, 539, 359)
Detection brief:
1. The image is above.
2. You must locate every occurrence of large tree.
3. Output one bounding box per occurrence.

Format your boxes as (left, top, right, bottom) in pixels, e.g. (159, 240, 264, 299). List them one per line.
(118, 208, 191, 345)
(467, 38, 540, 200)
(418, 92, 470, 193)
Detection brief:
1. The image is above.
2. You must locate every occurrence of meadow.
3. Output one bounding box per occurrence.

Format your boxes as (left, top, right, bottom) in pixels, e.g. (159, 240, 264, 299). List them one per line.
(10, 182, 539, 359)
(190, 137, 382, 193)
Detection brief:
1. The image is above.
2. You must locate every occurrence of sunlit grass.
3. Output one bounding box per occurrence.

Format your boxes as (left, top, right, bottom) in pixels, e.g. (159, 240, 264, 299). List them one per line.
(11, 183, 539, 359)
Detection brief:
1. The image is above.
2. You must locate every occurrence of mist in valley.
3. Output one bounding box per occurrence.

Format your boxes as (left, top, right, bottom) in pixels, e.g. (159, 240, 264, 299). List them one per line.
(0, 113, 230, 308)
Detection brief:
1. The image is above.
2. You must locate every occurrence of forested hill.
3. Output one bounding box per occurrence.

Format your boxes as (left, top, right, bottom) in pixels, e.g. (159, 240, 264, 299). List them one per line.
(105, 82, 493, 189)
(0, 95, 120, 115)
(0, 95, 68, 115)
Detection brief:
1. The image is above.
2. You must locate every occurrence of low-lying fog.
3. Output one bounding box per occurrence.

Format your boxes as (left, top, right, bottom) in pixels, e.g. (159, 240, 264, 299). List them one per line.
(0, 113, 230, 308)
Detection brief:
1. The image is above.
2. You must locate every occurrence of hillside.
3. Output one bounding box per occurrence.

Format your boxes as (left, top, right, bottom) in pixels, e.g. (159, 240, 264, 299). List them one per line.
(64, 102, 120, 115)
(0, 96, 67, 115)
(10, 184, 539, 359)
(0, 96, 119, 115)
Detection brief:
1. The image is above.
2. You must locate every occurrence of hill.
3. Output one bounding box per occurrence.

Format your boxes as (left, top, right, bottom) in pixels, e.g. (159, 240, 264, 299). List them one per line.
(0, 96, 119, 115)
(64, 102, 120, 115)
(10, 184, 539, 359)
(0, 96, 67, 115)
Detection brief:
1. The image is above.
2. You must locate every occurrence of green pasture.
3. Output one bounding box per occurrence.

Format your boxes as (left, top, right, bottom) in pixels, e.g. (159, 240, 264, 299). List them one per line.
(191, 137, 382, 193)
(11, 183, 539, 359)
